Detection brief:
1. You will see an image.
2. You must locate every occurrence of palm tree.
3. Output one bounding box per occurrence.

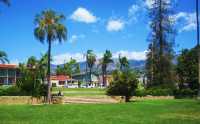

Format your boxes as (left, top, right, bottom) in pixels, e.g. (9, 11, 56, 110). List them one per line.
(86, 50, 96, 85)
(119, 54, 129, 71)
(0, 50, 9, 64)
(34, 10, 67, 103)
(38, 53, 49, 82)
(101, 50, 113, 87)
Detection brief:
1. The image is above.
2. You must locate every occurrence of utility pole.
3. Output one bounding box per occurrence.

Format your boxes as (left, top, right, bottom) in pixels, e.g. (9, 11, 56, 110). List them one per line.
(196, 0, 200, 99)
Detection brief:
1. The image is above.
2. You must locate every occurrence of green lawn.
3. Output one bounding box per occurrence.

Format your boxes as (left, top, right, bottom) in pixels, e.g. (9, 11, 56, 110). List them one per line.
(52, 88, 106, 97)
(0, 99, 200, 124)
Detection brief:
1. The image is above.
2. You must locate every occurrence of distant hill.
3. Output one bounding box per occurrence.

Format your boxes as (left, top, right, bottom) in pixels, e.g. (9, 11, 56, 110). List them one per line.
(51, 59, 145, 74)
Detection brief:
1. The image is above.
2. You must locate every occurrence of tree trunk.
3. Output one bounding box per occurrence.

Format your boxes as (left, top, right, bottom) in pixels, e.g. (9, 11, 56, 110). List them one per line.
(125, 96, 130, 102)
(90, 68, 92, 85)
(102, 67, 104, 87)
(47, 40, 51, 104)
(104, 65, 107, 87)
(159, 0, 164, 85)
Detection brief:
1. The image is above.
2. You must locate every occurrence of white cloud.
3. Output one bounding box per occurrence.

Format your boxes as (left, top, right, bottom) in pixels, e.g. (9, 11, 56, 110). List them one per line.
(106, 19, 125, 32)
(113, 50, 147, 61)
(145, 0, 155, 9)
(173, 12, 196, 33)
(128, 4, 140, 17)
(69, 34, 85, 43)
(53, 53, 85, 65)
(70, 7, 98, 23)
(53, 50, 147, 65)
(144, 0, 171, 9)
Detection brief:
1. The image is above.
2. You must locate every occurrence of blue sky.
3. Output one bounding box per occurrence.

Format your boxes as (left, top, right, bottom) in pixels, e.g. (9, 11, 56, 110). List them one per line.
(0, 0, 198, 64)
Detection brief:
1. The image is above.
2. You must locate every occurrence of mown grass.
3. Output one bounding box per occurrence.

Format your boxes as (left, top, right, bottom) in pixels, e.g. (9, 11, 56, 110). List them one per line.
(0, 99, 200, 124)
(52, 88, 106, 97)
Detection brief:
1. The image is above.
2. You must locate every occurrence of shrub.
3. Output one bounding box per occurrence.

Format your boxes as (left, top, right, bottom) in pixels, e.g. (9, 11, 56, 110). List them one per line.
(106, 70, 138, 102)
(147, 88, 173, 96)
(135, 88, 174, 97)
(135, 89, 147, 97)
(0, 86, 25, 96)
(174, 89, 198, 98)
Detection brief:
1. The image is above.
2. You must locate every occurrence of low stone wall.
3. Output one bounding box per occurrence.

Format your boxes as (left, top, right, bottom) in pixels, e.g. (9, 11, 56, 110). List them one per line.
(132, 96, 174, 100)
(0, 96, 43, 105)
(0, 96, 175, 105)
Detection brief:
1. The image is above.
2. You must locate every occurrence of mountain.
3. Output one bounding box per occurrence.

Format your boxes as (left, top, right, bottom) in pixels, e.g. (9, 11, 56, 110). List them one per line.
(51, 59, 145, 74)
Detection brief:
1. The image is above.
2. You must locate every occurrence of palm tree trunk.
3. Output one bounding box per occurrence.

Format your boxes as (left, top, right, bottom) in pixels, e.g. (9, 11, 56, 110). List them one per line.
(47, 40, 51, 104)
(90, 68, 92, 85)
(104, 66, 107, 87)
(196, 0, 200, 99)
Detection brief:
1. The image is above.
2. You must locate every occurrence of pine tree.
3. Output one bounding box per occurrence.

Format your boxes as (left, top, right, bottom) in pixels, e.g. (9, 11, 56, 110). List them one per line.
(145, 0, 175, 88)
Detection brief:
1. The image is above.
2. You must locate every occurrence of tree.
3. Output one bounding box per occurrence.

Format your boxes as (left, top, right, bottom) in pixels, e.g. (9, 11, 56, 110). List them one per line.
(0, 50, 9, 64)
(196, 0, 200, 98)
(145, 0, 175, 88)
(56, 58, 80, 76)
(34, 10, 67, 103)
(17, 57, 47, 100)
(107, 69, 138, 102)
(119, 55, 129, 71)
(86, 50, 96, 85)
(176, 47, 199, 90)
(101, 50, 113, 87)
(38, 53, 49, 82)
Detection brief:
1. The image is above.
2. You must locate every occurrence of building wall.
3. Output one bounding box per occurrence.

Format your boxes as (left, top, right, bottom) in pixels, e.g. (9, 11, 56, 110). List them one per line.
(0, 68, 17, 85)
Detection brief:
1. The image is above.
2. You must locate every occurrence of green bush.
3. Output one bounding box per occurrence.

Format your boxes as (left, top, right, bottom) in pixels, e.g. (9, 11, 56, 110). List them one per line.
(135, 88, 173, 97)
(106, 70, 138, 102)
(174, 89, 198, 98)
(0, 86, 25, 96)
(135, 89, 147, 97)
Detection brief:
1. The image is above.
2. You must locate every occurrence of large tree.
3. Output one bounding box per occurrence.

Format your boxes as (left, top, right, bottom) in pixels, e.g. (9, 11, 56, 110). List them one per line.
(176, 47, 199, 90)
(101, 50, 113, 87)
(196, 0, 200, 98)
(145, 0, 175, 88)
(34, 10, 67, 103)
(0, 50, 9, 64)
(86, 50, 96, 85)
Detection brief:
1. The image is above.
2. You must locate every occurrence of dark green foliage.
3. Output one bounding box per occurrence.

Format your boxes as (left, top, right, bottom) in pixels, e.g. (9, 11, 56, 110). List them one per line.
(174, 89, 198, 99)
(0, 86, 23, 96)
(15, 56, 48, 98)
(176, 47, 199, 90)
(86, 50, 96, 84)
(135, 88, 173, 97)
(56, 58, 80, 76)
(100, 50, 113, 86)
(119, 55, 129, 72)
(0, 50, 9, 64)
(145, 0, 175, 89)
(107, 69, 138, 102)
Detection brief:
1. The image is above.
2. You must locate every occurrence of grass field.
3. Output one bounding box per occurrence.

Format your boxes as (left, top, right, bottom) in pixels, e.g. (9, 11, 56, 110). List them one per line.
(0, 99, 200, 124)
(52, 88, 106, 97)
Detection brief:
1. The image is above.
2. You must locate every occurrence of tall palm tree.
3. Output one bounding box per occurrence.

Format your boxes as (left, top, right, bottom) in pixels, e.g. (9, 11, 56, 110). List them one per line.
(119, 55, 129, 71)
(86, 50, 96, 85)
(0, 50, 9, 64)
(101, 50, 113, 87)
(34, 10, 67, 103)
(196, 0, 200, 98)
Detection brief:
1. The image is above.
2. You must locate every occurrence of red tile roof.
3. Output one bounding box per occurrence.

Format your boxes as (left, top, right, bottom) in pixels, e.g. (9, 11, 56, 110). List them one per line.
(50, 75, 71, 81)
(0, 64, 17, 69)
